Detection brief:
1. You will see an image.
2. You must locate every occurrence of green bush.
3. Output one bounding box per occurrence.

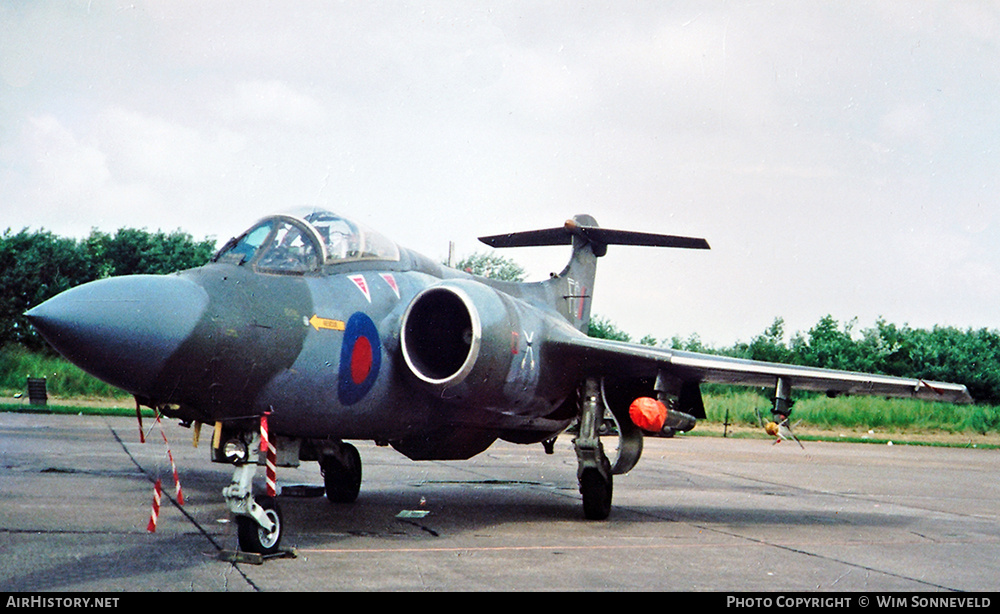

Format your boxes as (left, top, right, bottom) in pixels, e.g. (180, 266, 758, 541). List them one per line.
(0, 345, 127, 399)
(1, 227, 216, 350)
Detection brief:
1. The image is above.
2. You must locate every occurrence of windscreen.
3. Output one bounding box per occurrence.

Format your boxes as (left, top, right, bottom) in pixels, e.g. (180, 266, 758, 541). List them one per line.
(215, 217, 322, 273)
(215, 210, 400, 273)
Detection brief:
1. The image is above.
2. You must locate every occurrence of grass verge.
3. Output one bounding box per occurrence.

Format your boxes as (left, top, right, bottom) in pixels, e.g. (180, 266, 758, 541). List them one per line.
(3, 395, 998, 450)
(3, 350, 998, 449)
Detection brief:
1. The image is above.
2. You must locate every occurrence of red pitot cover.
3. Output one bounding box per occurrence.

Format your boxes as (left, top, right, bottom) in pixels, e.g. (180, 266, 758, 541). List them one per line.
(629, 397, 668, 432)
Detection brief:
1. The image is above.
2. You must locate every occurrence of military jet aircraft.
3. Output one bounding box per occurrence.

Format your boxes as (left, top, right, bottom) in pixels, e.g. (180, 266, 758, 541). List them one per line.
(26, 210, 972, 554)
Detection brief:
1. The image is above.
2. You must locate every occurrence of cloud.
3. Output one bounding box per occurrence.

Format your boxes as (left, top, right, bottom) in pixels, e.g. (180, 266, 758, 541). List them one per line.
(3, 1, 999, 343)
(99, 107, 248, 183)
(214, 80, 327, 127)
(880, 103, 935, 150)
(3, 115, 159, 236)
(21, 115, 111, 200)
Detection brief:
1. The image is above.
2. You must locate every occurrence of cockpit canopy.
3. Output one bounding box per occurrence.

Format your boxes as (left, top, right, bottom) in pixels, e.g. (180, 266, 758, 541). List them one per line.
(214, 209, 400, 274)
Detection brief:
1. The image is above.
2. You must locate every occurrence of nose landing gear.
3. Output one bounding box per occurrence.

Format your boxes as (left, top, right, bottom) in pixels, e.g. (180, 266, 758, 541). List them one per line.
(221, 429, 285, 556)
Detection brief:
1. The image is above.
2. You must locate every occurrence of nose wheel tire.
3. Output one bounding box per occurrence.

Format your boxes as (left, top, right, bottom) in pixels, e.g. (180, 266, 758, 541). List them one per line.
(236, 495, 283, 555)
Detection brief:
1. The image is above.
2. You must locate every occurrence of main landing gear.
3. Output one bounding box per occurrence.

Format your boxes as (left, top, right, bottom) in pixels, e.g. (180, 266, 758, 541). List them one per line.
(319, 440, 362, 504)
(574, 378, 614, 520)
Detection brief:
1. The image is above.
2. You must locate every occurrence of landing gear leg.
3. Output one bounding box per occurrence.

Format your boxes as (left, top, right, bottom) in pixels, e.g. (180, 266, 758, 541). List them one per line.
(222, 431, 283, 554)
(319, 441, 362, 503)
(574, 377, 613, 520)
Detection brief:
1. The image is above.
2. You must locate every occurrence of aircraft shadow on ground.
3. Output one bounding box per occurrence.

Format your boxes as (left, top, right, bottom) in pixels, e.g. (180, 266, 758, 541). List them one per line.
(270, 477, 914, 551)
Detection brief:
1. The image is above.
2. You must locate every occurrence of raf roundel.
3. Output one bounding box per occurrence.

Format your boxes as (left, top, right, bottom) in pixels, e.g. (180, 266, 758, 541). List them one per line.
(338, 312, 382, 405)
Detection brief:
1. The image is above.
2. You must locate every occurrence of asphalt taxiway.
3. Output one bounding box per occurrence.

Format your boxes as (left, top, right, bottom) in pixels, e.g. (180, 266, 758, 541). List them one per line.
(1, 412, 998, 591)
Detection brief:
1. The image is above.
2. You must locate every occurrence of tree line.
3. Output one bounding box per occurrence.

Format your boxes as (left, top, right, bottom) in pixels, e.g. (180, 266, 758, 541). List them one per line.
(1, 227, 217, 350)
(591, 314, 1000, 406)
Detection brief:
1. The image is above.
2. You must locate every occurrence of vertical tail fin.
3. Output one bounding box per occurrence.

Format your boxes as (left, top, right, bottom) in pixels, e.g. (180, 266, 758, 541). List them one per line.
(478, 215, 709, 333)
(559, 214, 600, 333)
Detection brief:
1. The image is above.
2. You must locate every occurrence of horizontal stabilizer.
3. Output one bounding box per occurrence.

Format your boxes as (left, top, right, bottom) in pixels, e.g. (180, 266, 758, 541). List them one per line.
(479, 226, 572, 248)
(479, 219, 710, 255)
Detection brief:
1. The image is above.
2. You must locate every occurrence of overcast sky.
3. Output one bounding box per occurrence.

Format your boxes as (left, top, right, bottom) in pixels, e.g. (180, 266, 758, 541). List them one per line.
(3, 1, 999, 347)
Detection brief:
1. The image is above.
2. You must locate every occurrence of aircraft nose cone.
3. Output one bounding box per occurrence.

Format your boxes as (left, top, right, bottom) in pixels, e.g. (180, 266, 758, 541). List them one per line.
(26, 275, 209, 396)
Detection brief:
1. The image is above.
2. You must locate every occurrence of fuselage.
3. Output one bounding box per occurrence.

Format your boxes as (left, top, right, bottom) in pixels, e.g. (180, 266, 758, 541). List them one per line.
(27, 211, 589, 461)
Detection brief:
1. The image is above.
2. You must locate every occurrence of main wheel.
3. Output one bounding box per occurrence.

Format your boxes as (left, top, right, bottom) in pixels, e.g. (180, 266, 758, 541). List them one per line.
(580, 468, 613, 520)
(321, 443, 362, 503)
(236, 495, 283, 555)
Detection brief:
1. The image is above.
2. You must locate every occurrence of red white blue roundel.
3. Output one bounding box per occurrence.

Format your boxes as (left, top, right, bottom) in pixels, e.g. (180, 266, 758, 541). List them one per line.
(338, 312, 381, 405)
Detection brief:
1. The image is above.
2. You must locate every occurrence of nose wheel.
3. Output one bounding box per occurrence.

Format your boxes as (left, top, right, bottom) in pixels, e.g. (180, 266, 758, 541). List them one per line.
(236, 495, 283, 555)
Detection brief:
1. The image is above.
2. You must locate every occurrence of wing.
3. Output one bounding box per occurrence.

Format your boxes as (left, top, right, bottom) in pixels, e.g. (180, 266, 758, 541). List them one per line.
(547, 328, 974, 405)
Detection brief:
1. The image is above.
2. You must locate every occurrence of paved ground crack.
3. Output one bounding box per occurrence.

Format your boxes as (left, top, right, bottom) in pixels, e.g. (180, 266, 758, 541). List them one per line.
(106, 419, 263, 591)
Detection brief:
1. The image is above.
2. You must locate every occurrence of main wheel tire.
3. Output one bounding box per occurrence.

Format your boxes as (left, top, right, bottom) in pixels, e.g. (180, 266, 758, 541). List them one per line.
(580, 468, 613, 520)
(236, 495, 283, 554)
(321, 443, 362, 503)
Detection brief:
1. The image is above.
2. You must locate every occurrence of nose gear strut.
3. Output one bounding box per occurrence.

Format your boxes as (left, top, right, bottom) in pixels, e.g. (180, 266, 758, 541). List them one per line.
(222, 429, 285, 555)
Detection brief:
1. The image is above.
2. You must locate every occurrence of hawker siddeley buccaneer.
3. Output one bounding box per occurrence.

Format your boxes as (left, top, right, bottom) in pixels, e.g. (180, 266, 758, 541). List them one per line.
(27, 210, 972, 554)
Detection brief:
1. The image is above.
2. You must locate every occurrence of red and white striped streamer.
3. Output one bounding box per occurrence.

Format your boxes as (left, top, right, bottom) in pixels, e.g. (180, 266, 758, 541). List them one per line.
(261, 412, 277, 498)
(157, 417, 184, 506)
(147, 478, 162, 533)
(135, 399, 145, 443)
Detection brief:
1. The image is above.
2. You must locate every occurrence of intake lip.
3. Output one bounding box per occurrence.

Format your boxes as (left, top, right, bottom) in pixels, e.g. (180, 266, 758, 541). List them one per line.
(26, 274, 209, 396)
(400, 284, 482, 387)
